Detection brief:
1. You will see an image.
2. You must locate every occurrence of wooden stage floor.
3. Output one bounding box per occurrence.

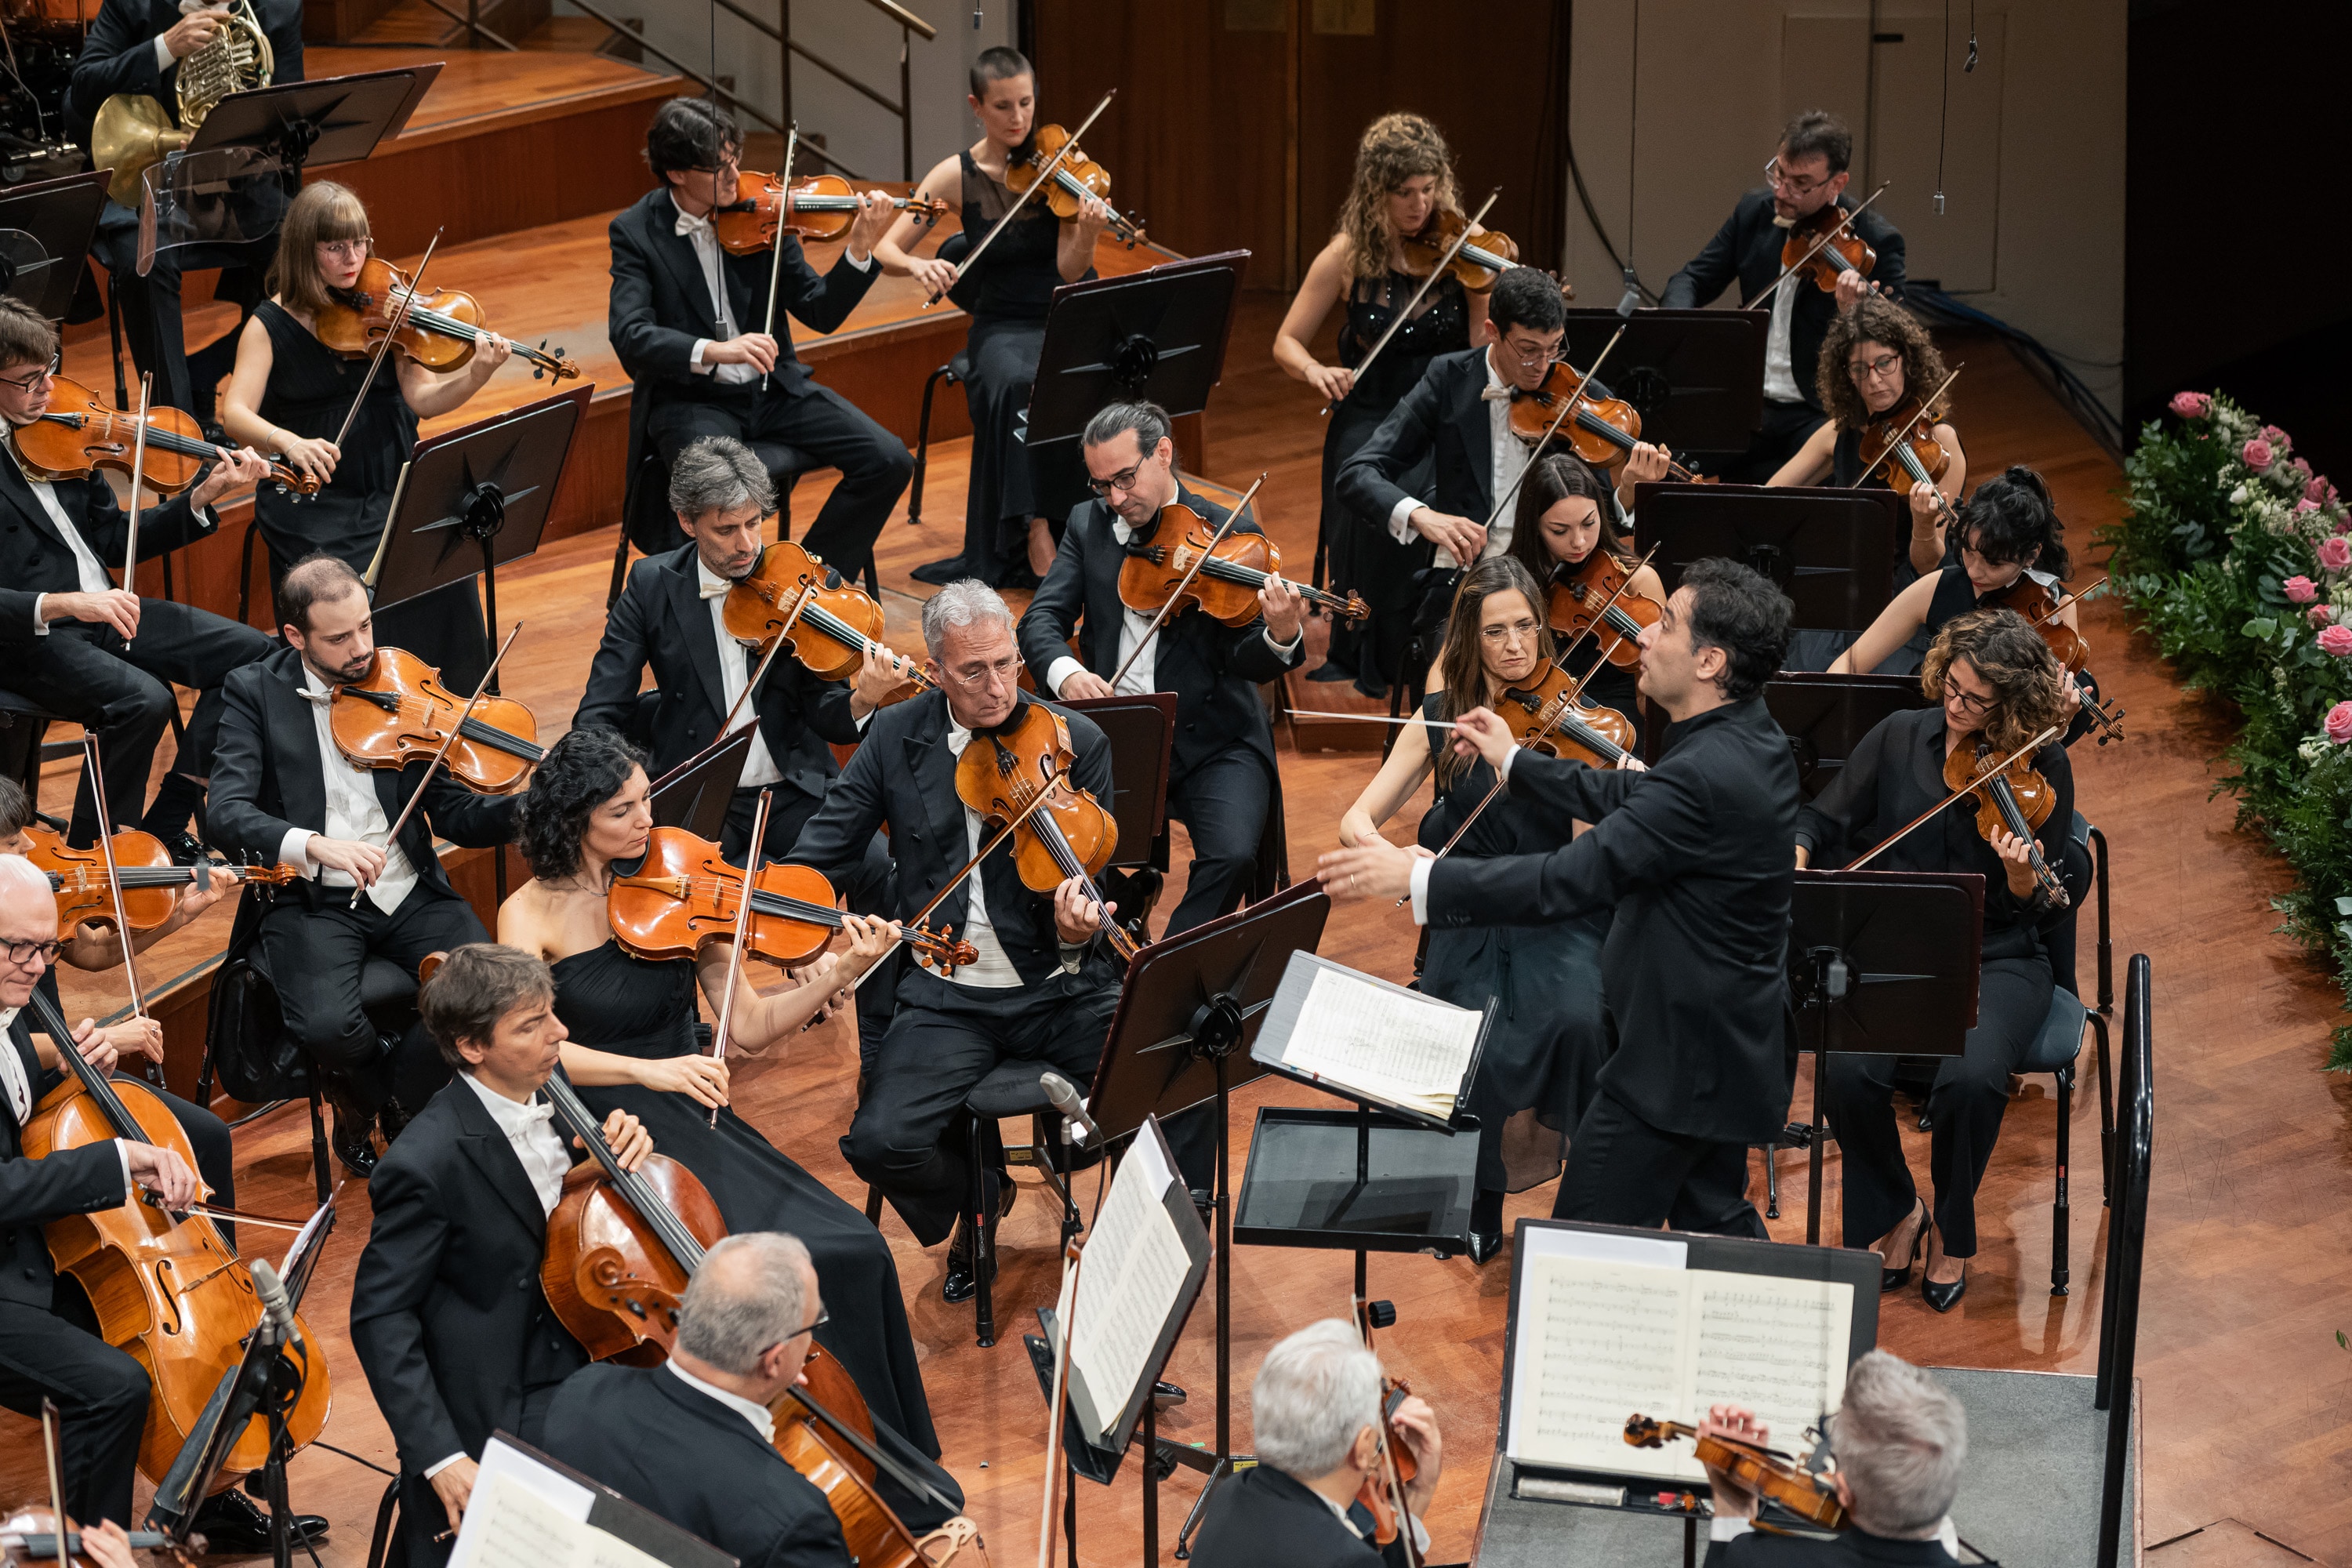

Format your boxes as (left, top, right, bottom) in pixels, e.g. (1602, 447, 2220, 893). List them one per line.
(15, 292, 2352, 1565)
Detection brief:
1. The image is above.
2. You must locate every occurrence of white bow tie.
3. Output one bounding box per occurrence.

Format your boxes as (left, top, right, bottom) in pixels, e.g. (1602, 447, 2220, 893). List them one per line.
(699, 575, 732, 600)
(676, 209, 714, 240)
(946, 724, 971, 757)
(516, 1098, 554, 1127)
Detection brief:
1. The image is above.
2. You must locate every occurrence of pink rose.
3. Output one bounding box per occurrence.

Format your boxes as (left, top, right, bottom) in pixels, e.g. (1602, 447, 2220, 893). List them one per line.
(2318, 624, 2352, 657)
(2263, 425, 2291, 450)
(2169, 391, 2211, 418)
(2329, 703, 2352, 746)
(2244, 437, 2276, 470)
(2299, 499, 2321, 516)
(2318, 537, 2350, 573)
(2310, 475, 2339, 505)
(2292, 456, 2314, 480)
(2285, 575, 2320, 603)
(2311, 605, 2336, 629)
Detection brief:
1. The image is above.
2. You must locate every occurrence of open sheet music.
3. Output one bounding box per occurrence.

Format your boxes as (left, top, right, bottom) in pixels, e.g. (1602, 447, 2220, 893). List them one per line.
(1506, 1231, 1854, 1486)
(1253, 951, 1486, 1121)
(1054, 1117, 1205, 1447)
(450, 1436, 735, 1568)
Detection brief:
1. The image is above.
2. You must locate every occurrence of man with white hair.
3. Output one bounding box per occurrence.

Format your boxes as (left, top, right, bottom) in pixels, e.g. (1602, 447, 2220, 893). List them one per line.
(1700, 1349, 1969, 1563)
(786, 579, 1124, 1302)
(1190, 1318, 1443, 1566)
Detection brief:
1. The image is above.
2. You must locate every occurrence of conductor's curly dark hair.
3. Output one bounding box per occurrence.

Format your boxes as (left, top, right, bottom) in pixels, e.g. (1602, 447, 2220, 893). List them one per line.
(516, 727, 648, 883)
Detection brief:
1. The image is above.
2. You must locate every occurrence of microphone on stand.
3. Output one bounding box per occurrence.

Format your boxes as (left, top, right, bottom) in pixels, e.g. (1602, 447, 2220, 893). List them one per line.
(249, 1259, 296, 1346)
(1039, 1072, 1103, 1147)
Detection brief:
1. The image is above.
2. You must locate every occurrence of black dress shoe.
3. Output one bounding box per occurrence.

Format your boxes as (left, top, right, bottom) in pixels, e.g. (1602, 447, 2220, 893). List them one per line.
(1880, 1200, 1928, 1293)
(1152, 1379, 1186, 1410)
(911, 554, 969, 586)
(190, 1487, 329, 1552)
(376, 1094, 416, 1145)
(162, 831, 212, 867)
(1921, 1265, 1968, 1313)
(1306, 660, 1359, 684)
(941, 1232, 996, 1305)
(329, 1106, 378, 1179)
(1467, 1230, 1504, 1265)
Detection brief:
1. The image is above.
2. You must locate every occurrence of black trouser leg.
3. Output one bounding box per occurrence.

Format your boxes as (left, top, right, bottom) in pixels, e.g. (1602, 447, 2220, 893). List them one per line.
(751, 383, 914, 577)
(1160, 748, 1271, 938)
(1553, 1090, 1767, 1238)
(731, 788, 901, 1065)
(135, 1078, 238, 1247)
(0, 1301, 150, 1527)
(9, 628, 176, 845)
(259, 887, 485, 1112)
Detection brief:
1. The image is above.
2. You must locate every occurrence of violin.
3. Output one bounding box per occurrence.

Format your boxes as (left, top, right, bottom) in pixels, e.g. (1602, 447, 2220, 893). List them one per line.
(1116, 502, 1370, 626)
(1983, 575, 2125, 743)
(1778, 202, 1877, 295)
(1507, 361, 1703, 480)
(1005, 123, 1146, 245)
(1350, 1298, 1421, 1566)
(21, 822, 296, 935)
(19, 986, 332, 1498)
(329, 647, 544, 795)
(608, 825, 976, 976)
(1491, 662, 1636, 771)
(952, 699, 1135, 961)
(13, 376, 318, 497)
(1547, 551, 1662, 669)
(1853, 393, 1955, 499)
(1399, 209, 1525, 292)
(315, 256, 578, 382)
(1943, 735, 2070, 906)
(710, 170, 948, 253)
(1624, 1415, 1846, 1531)
(722, 539, 932, 695)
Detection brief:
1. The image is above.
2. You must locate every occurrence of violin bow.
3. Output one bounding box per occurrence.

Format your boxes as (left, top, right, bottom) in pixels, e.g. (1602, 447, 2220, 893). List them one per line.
(2027, 574, 2108, 630)
(1846, 365, 1962, 495)
(1845, 724, 2062, 872)
(929, 89, 1117, 308)
(706, 787, 771, 1128)
(1106, 473, 1269, 692)
(120, 371, 151, 647)
(358, 621, 523, 909)
(760, 123, 800, 394)
(1480, 322, 1628, 535)
(1038, 1234, 1084, 1568)
(1325, 188, 1501, 419)
(1748, 180, 1890, 314)
(79, 734, 158, 1079)
(1350, 1295, 1423, 1568)
(330, 227, 442, 456)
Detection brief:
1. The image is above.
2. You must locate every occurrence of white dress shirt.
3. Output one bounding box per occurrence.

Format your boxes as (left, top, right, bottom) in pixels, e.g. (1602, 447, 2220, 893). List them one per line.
(938, 719, 1030, 989)
(674, 202, 870, 383)
(1385, 347, 1526, 560)
(1762, 265, 1802, 404)
(2, 1008, 134, 1190)
(696, 556, 785, 789)
(666, 1359, 777, 1443)
(1044, 512, 1305, 700)
(279, 665, 419, 914)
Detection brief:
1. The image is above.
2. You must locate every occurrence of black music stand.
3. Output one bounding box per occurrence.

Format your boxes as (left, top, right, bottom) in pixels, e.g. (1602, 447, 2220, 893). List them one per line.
(1765, 673, 1933, 800)
(649, 728, 757, 842)
(1561, 307, 1767, 457)
(1020, 250, 1249, 521)
(1061, 691, 1174, 867)
(1086, 880, 1330, 1481)
(188, 67, 439, 173)
(1635, 482, 1904, 628)
(0, 170, 106, 321)
(1788, 869, 1982, 1244)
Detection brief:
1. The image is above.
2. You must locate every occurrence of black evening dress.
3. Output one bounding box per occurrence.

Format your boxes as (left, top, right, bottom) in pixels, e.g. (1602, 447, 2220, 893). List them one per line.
(248, 298, 488, 684)
(1316, 270, 1469, 694)
(549, 939, 942, 1458)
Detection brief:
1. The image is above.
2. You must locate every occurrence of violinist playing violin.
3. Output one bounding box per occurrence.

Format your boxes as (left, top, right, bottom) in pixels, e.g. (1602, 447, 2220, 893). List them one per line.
(351, 942, 653, 1568)
(610, 97, 910, 587)
(205, 556, 523, 1179)
(1499, 454, 1664, 734)
(1799, 611, 2084, 1312)
(786, 582, 1122, 1304)
(1697, 1352, 1969, 1564)
(1661, 111, 1905, 482)
(1188, 1318, 1443, 1568)
(0, 297, 277, 856)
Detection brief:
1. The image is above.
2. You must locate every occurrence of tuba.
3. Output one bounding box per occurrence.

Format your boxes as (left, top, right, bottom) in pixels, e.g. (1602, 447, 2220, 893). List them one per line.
(91, 0, 274, 208)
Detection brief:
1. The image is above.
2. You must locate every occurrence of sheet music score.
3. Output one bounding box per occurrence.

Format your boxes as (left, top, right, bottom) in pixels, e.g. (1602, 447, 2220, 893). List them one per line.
(1062, 1123, 1191, 1444)
(1279, 961, 1481, 1118)
(453, 1471, 667, 1568)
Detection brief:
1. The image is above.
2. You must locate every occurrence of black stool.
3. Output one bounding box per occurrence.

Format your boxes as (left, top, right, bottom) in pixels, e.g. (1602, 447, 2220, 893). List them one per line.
(0, 688, 62, 804)
(905, 354, 970, 533)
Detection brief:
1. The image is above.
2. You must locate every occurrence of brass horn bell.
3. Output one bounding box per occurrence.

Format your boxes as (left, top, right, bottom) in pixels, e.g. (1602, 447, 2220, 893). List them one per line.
(93, 96, 189, 210)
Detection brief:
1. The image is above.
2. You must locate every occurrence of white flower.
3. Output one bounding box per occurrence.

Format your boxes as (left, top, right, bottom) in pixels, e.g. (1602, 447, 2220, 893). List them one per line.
(2230, 483, 2250, 505)
(2300, 737, 2329, 764)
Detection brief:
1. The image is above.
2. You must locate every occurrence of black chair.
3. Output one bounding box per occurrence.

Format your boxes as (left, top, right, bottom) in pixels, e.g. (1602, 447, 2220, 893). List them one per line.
(905, 354, 970, 532)
(0, 688, 62, 804)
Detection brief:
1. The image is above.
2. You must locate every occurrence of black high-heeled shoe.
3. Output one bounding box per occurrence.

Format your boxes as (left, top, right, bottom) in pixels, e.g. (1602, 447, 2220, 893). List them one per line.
(1920, 1253, 1969, 1313)
(1878, 1199, 1928, 1293)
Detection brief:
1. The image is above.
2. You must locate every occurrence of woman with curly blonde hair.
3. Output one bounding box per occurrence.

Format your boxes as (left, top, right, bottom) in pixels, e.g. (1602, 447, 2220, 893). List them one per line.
(1275, 113, 1490, 696)
(1795, 607, 2077, 1312)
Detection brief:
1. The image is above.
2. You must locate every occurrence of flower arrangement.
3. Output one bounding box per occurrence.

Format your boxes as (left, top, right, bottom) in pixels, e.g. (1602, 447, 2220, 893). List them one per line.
(2104, 392, 2352, 1065)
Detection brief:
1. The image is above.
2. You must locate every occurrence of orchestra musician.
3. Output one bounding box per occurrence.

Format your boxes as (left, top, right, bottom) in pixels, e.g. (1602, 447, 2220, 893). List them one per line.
(67, 0, 305, 424)
(350, 942, 652, 1568)
(0, 297, 276, 855)
(1660, 110, 1905, 482)
(1338, 559, 1612, 1263)
(1276, 112, 1486, 699)
(1698, 1352, 1969, 1563)
(609, 96, 911, 586)
(786, 581, 1122, 1302)
(499, 726, 949, 1463)
(1187, 1318, 1443, 1568)
(1319, 560, 1798, 1237)
(203, 555, 521, 1178)
(880, 45, 1110, 590)
(1800, 611, 2076, 1312)
(1500, 453, 1664, 732)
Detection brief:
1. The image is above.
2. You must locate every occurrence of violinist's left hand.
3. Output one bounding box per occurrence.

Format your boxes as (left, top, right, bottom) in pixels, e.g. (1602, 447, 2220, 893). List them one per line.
(1987, 823, 2042, 898)
(2060, 673, 2085, 724)
(1697, 1403, 1769, 1520)
(593, 1109, 655, 1171)
(1072, 194, 1112, 243)
(1316, 840, 1428, 904)
(177, 869, 230, 923)
(845, 189, 897, 262)
(1259, 574, 1305, 644)
(1834, 269, 1877, 311)
(191, 445, 276, 509)
(1907, 479, 1946, 536)
(1390, 1393, 1444, 1518)
(473, 331, 514, 375)
(1621, 441, 1671, 488)
(851, 642, 917, 715)
(840, 913, 900, 976)
(1051, 877, 1114, 946)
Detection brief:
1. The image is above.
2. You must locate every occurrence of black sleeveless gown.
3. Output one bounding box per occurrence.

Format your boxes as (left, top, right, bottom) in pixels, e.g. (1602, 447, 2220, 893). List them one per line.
(549, 939, 941, 1458)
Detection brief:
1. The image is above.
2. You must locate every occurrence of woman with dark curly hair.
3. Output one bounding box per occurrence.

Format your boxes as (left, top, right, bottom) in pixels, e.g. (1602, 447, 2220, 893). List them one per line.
(1796, 608, 2078, 1312)
(495, 727, 951, 1491)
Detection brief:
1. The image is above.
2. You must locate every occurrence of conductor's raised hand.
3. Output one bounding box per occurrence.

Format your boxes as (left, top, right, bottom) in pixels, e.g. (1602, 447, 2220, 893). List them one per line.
(1316, 839, 1425, 904)
(1410, 508, 1486, 568)
(1449, 706, 1517, 772)
(1051, 877, 1113, 945)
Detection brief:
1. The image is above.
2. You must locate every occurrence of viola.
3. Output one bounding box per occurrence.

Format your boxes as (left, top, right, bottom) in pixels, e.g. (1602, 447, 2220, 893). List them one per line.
(608, 825, 976, 976)
(1778, 202, 1877, 295)
(1507, 361, 1703, 480)
(1116, 502, 1370, 626)
(1624, 1415, 1846, 1531)
(315, 256, 577, 382)
(1006, 123, 1146, 245)
(1943, 734, 2069, 906)
(722, 539, 932, 695)
(710, 170, 948, 254)
(18, 986, 332, 1497)
(1547, 551, 1661, 670)
(952, 699, 1135, 961)
(1491, 662, 1637, 771)
(329, 647, 544, 795)
(1853, 393, 1955, 496)
(1399, 209, 1524, 292)
(1983, 575, 2125, 744)
(22, 822, 296, 935)
(13, 376, 318, 497)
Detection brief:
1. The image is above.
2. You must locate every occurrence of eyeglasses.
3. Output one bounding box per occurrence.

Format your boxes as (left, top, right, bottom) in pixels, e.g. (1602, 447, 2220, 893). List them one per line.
(1945, 685, 1995, 717)
(0, 353, 60, 394)
(1764, 155, 1832, 198)
(1848, 351, 1903, 383)
(1499, 336, 1563, 368)
(316, 238, 373, 260)
(2, 938, 63, 967)
(1084, 461, 1147, 498)
(944, 654, 1022, 688)
(1479, 618, 1542, 644)
(759, 1306, 831, 1357)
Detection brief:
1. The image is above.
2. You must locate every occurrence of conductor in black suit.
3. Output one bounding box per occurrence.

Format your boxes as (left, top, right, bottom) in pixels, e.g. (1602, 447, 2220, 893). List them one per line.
(351, 942, 652, 1568)
(204, 555, 520, 1172)
(1189, 1318, 1443, 1568)
(1319, 559, 1798, 1239)
(1659, 110, 1906, 483)
(69, 0, 305, 423)
(1018, 400, 1305, 936)
(610, 96, 913, 581)
(787, 580, 1122, 1300)
(1699, 1352, 1969, 1564)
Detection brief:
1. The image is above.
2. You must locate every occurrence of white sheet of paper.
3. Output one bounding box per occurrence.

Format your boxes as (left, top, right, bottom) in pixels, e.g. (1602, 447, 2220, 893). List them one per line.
(1066, 1131, 1192, 1443)
(451, 1471, 668, 1568)
(1282, 964, 1480, 1114)
(1687, 1273, 1853, 1461)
